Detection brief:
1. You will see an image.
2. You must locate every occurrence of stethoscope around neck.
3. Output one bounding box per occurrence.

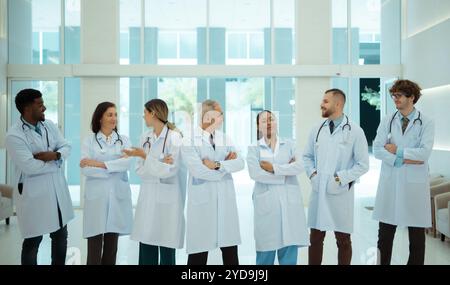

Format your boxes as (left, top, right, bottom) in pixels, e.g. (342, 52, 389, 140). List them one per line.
(20, 116, 50, 149)
(315, 115, 351, 144)
(142, 124, 170, 160)
(95, 129, 123, 153)
(387, 110, 422, 143)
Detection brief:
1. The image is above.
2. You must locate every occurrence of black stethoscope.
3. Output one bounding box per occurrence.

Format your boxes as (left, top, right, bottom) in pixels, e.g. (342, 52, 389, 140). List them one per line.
(95, 129, 123, 153)
(387, 110, 422, 142)
(21, 116, 50, 148)
(315, 115, 351, 143)
(142, 126, 170, 160)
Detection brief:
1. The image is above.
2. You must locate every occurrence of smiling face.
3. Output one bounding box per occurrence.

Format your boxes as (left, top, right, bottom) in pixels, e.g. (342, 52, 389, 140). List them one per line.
(391, 92, 415, 112)
(28, 97, 46, 122)
(100, 107, 117, 131)
(320, 92, 337, 118)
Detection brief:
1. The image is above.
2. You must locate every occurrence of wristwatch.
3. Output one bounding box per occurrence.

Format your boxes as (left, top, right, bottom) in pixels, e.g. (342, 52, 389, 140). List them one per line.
(214, 161, 221, 170)
(55, 152, 61, 161)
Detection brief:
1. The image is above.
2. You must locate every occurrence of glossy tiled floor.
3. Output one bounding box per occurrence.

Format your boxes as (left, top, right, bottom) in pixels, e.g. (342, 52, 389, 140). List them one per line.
(1, 157, 449, 265)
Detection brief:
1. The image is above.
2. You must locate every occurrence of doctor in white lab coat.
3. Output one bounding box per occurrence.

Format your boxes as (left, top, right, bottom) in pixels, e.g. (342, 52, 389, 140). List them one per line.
(302, 88, 369, 265)
(247, 110, 309, 265)
(5, 89, 74, 265)
(373, 80, 435, 265)
(80, 102, 133, 265)
(181, 100, 244, 265)
(124, 99, 185, 265)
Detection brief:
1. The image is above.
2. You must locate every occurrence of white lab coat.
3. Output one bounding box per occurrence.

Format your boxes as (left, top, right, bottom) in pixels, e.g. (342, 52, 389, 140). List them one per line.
(302, 117, 369, 234)
(81, 132, 133, 238)
(5, 120, 74, 239)
(181, 128, 244, 254)
(247, 138, 309, 252)
(372, 110, 435, 228)
(130, 126, 186, 249)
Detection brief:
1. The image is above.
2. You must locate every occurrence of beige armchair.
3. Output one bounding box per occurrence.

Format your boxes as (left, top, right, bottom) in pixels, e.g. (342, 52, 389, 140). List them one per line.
(435, 192, 450, 241)
(0, 184, 13, 225)
(430, 180, 450, 237)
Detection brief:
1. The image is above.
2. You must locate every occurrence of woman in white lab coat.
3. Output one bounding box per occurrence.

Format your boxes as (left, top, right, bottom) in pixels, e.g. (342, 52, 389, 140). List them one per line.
(247, 110, 309, 265)
(80, 102, 133, 265)
(372, 79, 435, 265)
(124, 99, 184, 265)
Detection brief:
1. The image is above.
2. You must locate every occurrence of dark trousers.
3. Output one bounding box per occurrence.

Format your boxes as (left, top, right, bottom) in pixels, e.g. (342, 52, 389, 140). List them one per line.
(139, 243, 176, 265)
(377, 222, 425, 265)
(309, 229, 352, 265)
(21, 205, 67, 265)
(187, 246, 239, 265)
(86, 233, 119, 265)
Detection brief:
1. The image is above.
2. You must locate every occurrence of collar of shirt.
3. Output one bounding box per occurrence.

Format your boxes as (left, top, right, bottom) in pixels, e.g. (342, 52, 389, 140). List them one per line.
(151, 125, 169, 144)
(397, 108, 416, 122)
(97, 131, 118, 145)
(23, 119, 41, 133)
(258, 136, 284, 153)
(325, 114, 344, 128)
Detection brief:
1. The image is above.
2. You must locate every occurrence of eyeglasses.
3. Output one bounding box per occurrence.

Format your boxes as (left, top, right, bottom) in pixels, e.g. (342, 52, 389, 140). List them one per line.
(391, 92, 408, 100)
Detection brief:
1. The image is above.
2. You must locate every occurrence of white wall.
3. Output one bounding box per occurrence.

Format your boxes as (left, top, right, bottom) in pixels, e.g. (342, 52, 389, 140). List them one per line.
(403, 0, 450, 176)
(0, 0, 7, 183)
(79, 0, 120, 206)
(296, 0, 332, 204)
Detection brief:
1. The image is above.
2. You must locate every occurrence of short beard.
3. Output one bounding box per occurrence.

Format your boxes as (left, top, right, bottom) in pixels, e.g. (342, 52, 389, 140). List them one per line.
(322, 109, 332, 118)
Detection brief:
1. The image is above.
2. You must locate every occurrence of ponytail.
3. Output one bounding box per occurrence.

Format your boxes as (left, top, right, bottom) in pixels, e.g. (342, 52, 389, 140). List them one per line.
(167, 121, 183, 137)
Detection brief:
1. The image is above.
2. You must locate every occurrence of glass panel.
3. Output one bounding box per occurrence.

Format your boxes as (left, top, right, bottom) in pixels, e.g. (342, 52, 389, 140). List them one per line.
(9, 0, 61, 64)
(274, 0, 295, 64)
(64, 78, 81, 207)
(227, 33, 247, 59)
(145, 0, 206, 65)
(351, 0, 381, 65)
(210, 0, 270, 65)
(158, 32, 178, 59)
(332, 0, 349, 64)
(65, 0, 81, 64)
(179, 32, 197, 59)
(249, 33, 264, 59)
(120, 0, 141, 64)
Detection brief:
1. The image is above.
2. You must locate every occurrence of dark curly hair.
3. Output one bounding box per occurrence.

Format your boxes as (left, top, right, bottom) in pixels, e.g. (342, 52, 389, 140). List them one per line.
(389, 79, 422, 104)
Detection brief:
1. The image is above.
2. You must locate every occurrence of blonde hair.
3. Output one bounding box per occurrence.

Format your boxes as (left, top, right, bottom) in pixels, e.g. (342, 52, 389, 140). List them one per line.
(201, 100, 219, 124)
(145, 99, 181, 135)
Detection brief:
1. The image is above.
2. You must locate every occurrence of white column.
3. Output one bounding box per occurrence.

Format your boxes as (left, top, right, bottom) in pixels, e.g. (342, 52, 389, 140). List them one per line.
(80, 0, 120, 206)
(80, 0, 120, 138)
(0, 0, 7, 183)
(0, 0, 7, 147)
(295, 0, 332, 203)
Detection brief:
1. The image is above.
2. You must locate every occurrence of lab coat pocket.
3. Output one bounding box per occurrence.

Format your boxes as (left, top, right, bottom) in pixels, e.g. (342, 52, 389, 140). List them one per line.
(310, 174, 319, 192)
(84, 178, 105, 200)
(254, 189, 274, 216)
(190, 184, 210, 205)
(116, 179, 131, 200)
(157, 183, 178, 204)
(23, 175, 47, 198)
(326, 177, 348, 195)
(406, 164, 427, 183)
(286, 185, 302, 205)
